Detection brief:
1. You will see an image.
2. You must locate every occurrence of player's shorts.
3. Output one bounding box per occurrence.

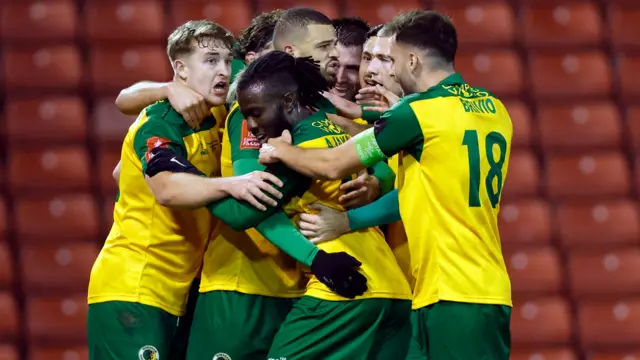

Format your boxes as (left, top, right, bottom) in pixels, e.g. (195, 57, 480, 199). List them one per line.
(406, 300, 511, 360)
(267, 296, 412, 360)
(87, 301, 178, 360)
(167, 277, 200, 360)
(186, 290, 296, 360)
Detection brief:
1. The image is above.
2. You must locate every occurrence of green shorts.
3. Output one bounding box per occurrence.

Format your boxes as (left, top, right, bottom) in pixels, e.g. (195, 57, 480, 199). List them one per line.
(186, 290, 296, 360)
(267, 296, 412, 360)
(87, 301, 178, 360)
(406, 301, 511, 360)
(168, 277, 200, 360)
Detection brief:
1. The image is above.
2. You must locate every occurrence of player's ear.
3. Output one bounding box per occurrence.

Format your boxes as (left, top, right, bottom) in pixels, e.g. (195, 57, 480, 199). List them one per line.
(282, 91, 296, 113)
(173, 59, 188, 81)
(407, 52, 418, 73)
(283, 45, 295, 56)
(245, 51, 257, 63)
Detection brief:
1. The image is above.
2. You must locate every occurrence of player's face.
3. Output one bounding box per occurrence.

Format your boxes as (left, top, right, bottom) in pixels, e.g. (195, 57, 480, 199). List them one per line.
(368, 37, 403, 97)
(389, 38, 419, 95)
(237, 86, 294, 143)
(331, 43, 362, 101)
(179, 38, 232, 106)
(245, 42, 275, 64)
(295, 24, 339, 87)
(359, 37, 375, 88)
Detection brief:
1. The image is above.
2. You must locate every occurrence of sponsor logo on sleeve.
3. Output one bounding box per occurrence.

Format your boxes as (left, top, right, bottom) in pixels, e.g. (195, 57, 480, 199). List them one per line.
(240, 120, 260, 149)
(138, 345, 159, 360)
(145, 136, 171, 161)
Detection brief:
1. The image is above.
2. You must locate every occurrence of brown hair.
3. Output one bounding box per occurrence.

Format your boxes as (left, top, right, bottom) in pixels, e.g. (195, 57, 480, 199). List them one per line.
(167, 20, 235, 62)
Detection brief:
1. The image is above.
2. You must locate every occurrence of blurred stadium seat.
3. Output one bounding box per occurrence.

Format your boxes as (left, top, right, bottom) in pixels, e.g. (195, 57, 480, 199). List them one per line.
(577, 300, 640, 348)
(456, 50, 523, 96)
(257, 0, 340, 19)
(2, 46, 83, 91)
(28, 346, 89, 360)
(97, 147, 122, 195)
(510, 348, 577, 360)
(628, 106, 640, 153)
(504, 101, 532, 149)
(8, 147, 91, 192)
(170, 0, 253, 35)
(0, 199, 6, 244)
(502, 150, 540, 198)
(568, 249, 640, 299)
(1, 1, 78, 42)
(344, 0, 421, 25)
(499, 199, 552, 249)
(521, 2, 603, 48)
(608, 5, 640, 49)
(84, 1, 166, 42)
(25, 295, 87, 345)
(0, 243, 13, 291)
(92, 97, 136, 144)
(511, 297, 573, 347)
(618, 54, 640, 99)
(506, 247, 562, 297)
(0, 344, 19, 360)
(0, 292, 20, 342)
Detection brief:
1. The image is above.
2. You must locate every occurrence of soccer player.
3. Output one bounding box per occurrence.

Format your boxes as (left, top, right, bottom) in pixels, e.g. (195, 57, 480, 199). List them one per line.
(259, 11, 513, 360)
(331, 17, 370, 101)
(87, 20, 285, 360)
(230, 51, 412, 359)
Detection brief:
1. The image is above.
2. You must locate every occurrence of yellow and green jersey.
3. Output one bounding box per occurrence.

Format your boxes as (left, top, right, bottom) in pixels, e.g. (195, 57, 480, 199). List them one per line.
(285, 110, 412, 302)
(372, 73, 513, 309)
(88, 100, 224, 316)
(199, 101, 306, 298)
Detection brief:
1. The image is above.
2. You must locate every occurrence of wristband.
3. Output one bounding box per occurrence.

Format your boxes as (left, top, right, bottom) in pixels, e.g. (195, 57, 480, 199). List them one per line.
(353, 128, 387, 168)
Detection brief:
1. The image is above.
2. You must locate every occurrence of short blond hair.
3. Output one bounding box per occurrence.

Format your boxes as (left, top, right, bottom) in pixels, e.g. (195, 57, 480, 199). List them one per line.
(167, 20, 235, 62)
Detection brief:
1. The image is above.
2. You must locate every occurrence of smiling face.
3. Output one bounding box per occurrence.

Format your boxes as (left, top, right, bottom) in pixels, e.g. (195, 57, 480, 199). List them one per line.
(332, 43, 362, 100)
(176, 37, 232, 106)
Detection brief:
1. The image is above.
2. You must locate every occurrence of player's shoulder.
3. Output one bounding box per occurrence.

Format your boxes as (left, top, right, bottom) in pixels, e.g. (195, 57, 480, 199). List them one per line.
(292, 110, 346, 146)
(134, 100, 192, 138)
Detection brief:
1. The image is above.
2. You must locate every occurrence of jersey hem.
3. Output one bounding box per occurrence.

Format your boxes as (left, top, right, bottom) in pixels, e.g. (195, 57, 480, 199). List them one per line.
(412, 294, 512, 310)
(198, 283, 305, 298)
(88, 294, 185, 317)
(305, 289, 413, 302)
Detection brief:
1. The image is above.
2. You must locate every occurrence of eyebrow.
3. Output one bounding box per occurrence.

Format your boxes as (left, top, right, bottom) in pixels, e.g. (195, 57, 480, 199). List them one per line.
(316, 40, 334, 48)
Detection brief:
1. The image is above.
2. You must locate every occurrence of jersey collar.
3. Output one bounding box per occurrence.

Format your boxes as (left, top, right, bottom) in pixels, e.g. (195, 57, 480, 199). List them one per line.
(436, 72, 465, 87)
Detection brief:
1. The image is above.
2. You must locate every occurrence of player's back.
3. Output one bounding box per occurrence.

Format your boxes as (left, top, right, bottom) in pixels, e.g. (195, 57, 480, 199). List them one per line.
(88, 100, 224, 316)
(199, 101, 305, 297)
(394, 74, 513, 309)
(284, 111, 412, 301)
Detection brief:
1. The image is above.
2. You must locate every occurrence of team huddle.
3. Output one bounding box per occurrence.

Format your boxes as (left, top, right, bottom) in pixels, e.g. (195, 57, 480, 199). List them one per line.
(87, 7, 514, 360)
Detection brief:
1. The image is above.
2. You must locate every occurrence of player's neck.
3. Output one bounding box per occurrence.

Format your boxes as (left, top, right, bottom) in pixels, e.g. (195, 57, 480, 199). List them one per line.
(289, 105, 314, 127)
(417, 68, 455, 92)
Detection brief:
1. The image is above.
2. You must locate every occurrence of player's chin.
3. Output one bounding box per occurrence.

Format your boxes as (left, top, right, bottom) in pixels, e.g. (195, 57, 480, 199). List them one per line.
(205, 93, 227, 107)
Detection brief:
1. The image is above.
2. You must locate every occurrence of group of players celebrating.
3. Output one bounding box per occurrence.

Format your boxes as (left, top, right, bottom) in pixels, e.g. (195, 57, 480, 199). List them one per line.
(87, 7, 514, 360)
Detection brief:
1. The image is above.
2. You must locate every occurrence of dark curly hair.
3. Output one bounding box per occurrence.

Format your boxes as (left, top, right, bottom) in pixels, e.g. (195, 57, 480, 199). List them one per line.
(233, 10, 283, 60)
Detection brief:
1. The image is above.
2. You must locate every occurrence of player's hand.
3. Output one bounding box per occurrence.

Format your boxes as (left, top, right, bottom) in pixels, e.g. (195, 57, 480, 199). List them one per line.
(339, 170, 380, 209)
(297, 204, 350, 244)
(224, 171, 284, 211)
(166, 81, 210, 129)
(321, 91, 362, 120)
(356, 85, 400, 114)
(310, 250, 368, 299)
(259, 130, 292, 164)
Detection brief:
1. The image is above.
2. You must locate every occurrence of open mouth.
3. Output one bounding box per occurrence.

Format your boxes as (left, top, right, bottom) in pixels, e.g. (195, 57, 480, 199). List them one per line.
(212, 81, 228, 94)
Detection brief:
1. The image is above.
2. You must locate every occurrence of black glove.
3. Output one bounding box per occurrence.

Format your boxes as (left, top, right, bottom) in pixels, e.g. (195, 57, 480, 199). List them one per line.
(145, 147, 204, 177)
(310, 250, 368, 299)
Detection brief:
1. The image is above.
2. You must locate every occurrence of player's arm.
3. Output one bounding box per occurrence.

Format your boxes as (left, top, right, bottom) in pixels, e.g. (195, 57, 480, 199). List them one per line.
(327, 113, 370, 137)
(347, 188, 400, 229)
(116, 81, 171, 115)
(261, 101, 422, 180)
(113, 161, 121, 185)
(369, 161, 395, 197)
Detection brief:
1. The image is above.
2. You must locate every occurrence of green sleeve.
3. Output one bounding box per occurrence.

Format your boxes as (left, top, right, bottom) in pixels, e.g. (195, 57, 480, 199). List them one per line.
(347, 188, 400, 230)
(361, 105, 381, 123)
(132, 103, 187, 173)
(373, 99, 424, 158)
(205, 162, 311, 231)
(227, 105, 261, 162)
(370, 161, 395, 196)
(315, 98, 337, 114)
(255, 211, 319, 267)
(230, 58, 246, 83)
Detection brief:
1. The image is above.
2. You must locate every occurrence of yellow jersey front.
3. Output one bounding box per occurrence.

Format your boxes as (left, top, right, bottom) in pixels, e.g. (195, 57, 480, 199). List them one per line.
(284, 111, 412, 301)
(199, 102, 305, 297)
(373, 73, 513, 309)
(88, 101, 224, 316)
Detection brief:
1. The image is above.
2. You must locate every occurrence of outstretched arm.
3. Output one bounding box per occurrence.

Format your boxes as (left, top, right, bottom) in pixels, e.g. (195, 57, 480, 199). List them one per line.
(116, 81, 171, 115)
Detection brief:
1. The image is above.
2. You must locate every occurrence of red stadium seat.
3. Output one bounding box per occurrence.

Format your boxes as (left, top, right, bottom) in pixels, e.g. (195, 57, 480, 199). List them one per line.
(103, 200, 115, 232)
(0, 292, 20, 341)
(589, 351, 640, 360)
(628, 107, 640, 153)
(504, 101, 532, 149)
(506, 247, 562, 297)
(5, 97, 87, 142)
(433, 1, 515, 47)
(92, 97, 137, 143)
(636, 157, 640, 197)
(456, 50, 523, 96)
(0, 344, 19, 360)
(1, 1, 77, 41)
(510, 348, 577, 360)
(28, 346, 88, 360)
(529, 52, 611, 98)
(538, 102, 622, 152)
(89, 46, 172, 94)
(0, 198, 6, 243)
(84, 1, 165, 42)
(499, 199, 552, 248)
(555, 201, 640, 249)
(3, 46, 82, 90)
(568, 249, 640, 299)
(14, 194, 100, 243)
(577, 300, 640, 348)
(522, 2, 602, 47)
(545, 153, 631, 200)
(25, 295, 87, 345)
(257, 0, 339, 19)
(21, 243, 99, 295)
(344, 0, 421, 26)
(608, 5, 640, 49)
(502, 150, 540, 199)
(0, 244, 13, 291)
(511, 297, 573, 347)
(618, 54, 640, 100)
(169, 0, 253, 36)
(8, 147, 91, 192)
(97, 147, 122, 195)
